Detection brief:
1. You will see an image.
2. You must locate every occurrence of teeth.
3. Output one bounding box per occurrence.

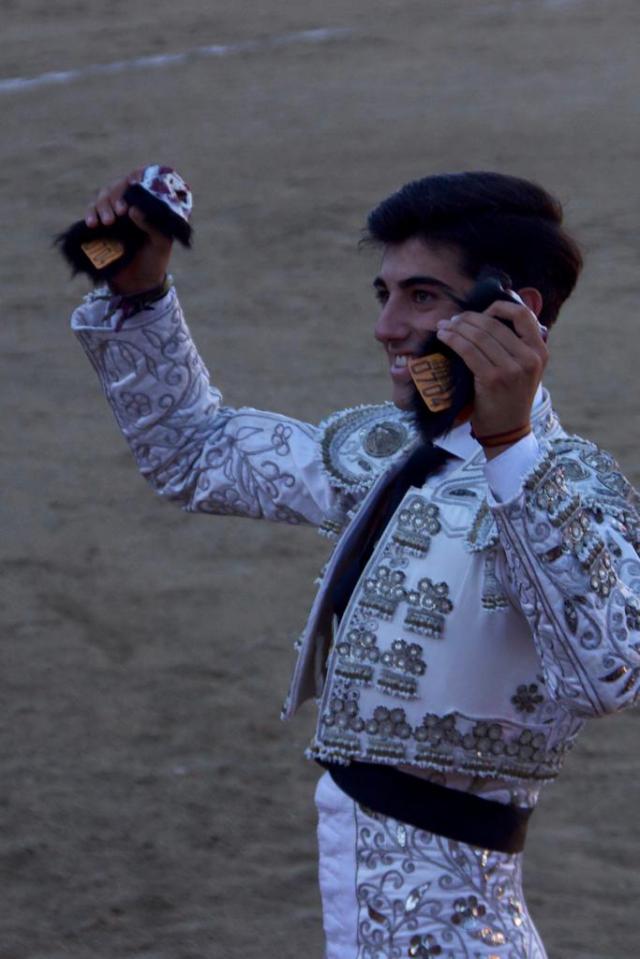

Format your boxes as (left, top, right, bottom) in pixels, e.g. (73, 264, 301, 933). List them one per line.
(393, 355, 409, 368)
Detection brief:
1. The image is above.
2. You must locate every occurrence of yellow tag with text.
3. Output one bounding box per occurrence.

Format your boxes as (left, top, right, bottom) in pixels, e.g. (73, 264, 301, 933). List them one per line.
(81, 238, 125, 269)
(408, 353, 454, 412)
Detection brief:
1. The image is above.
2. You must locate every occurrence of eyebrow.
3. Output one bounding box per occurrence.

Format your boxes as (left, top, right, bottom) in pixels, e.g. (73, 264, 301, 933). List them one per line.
(373, 274, 465, 303)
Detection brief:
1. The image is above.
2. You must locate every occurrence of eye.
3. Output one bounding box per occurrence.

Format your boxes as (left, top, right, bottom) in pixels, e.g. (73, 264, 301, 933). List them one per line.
(412, 289, 436, 305)
(374, 288, 389, 305)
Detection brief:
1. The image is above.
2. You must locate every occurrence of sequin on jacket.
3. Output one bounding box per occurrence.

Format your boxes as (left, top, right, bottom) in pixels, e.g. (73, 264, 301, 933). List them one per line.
(72, 286, 640, 796)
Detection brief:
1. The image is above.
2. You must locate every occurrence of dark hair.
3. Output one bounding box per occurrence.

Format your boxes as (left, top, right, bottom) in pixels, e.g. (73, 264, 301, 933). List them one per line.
(365, 171, 583, 327)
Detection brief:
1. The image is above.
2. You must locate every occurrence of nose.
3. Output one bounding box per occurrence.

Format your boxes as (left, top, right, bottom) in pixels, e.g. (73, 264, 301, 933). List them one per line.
(374, 295, 409, 345)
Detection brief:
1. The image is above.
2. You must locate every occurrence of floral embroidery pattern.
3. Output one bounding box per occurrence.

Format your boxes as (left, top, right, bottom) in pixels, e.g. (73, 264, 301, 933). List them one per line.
(511, 684, 544, 715)
(335, 626, 381, 686)
(354, 804, 547, 958)
(392, 496, 441, 557)
(359, 566, 407, 620)
(271, 422, 293, 455)
(499, 438, 640, 715)
(404, 578, 453, 639)
(314, 699, 574, 783)
(451, 894, 487, 925)
(324, 693, 366, 735)
(366, 706, 412, 740)
(408, 933, 442, 956)
(377, 639, 427, 699)
(77, 290, 336, 527)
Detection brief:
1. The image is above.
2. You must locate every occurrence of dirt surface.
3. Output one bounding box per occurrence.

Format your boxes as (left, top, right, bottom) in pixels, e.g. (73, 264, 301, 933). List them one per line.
(2, 1, 640, 956)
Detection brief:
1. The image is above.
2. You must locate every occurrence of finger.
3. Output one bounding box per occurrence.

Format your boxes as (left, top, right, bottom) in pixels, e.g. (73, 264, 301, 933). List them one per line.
(108, 168, 146, 212)
(84, 206, 99, 228)
(482, 307, 549, 372)
(437, 320, 547, 387)
(446, 308, 549, 374)
(85, 170, 144, 227)
(95, 196, 118, 226)
(481, 300, 545, 347)
(85, 186, 120, 227)
(436, 324, 520, 378)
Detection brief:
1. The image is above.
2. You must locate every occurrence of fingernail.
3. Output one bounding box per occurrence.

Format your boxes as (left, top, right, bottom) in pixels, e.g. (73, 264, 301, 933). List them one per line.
(115, 199, 127, 214)
(438, 318, 452, 328)
(85, 214, 96, 227)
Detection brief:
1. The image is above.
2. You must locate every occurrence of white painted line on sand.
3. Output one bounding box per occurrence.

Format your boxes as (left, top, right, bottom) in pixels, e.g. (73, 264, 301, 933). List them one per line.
(0, 27, 353, 95)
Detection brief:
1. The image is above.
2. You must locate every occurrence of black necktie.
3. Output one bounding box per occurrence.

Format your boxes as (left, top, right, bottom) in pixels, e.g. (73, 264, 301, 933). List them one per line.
(332, 443, 452, 619)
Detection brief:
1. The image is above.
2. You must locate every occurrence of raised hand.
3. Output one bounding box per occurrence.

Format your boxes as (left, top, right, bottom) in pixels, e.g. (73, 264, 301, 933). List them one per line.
(84, 169, 173, 295)
(436, 298, 548, 457)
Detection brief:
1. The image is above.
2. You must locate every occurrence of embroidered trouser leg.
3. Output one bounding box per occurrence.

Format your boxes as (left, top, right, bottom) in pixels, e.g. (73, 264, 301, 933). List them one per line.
(315, 772, 547, 959)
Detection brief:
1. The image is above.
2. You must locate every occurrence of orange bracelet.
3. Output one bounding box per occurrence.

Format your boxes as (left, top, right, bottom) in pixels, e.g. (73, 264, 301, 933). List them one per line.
(471, 423, 532, 448)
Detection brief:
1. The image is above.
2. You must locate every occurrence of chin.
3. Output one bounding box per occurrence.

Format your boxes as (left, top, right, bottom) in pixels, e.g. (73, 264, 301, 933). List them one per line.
(390, 384, 414, 411)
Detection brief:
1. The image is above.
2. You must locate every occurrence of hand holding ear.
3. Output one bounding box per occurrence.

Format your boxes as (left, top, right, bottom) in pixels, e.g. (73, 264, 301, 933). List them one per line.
(436, 297, 548, 458)
(83, 170, 173, 295)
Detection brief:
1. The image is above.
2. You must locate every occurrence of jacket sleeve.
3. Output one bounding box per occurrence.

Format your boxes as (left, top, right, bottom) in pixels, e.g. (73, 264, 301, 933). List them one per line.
(70, 285, 354, 528)
(492, 437, 640, 717)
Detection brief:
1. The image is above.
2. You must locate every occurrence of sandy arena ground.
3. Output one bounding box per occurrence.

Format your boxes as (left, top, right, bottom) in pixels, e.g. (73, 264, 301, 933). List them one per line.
(2, 1, 640, 956)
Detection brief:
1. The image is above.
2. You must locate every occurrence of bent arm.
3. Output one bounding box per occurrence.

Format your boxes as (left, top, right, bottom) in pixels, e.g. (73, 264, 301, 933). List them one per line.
(71, 285, 351, 527)
(492, 438, 640, 717)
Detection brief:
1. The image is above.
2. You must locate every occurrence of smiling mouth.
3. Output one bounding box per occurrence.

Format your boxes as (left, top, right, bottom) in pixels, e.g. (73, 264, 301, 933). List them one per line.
(390, 354, 414, 371)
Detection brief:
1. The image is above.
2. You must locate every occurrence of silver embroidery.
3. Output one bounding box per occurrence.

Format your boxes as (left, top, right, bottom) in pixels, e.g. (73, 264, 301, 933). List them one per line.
(377, 639, 427, 699)
(404, 578, 453, 639)
(365, 706, 412, 762)
(482, 550, 510, 611)
(359, 566, 407, 620)
(392, 497, 441, 557)
(364, 421, 410, 458)
(499, 437, 640, 715)
(312, 699, 577, 783)
(319, 403, 415, 493)
(354, 804, 547, 958)
(335, 626, 380, 686)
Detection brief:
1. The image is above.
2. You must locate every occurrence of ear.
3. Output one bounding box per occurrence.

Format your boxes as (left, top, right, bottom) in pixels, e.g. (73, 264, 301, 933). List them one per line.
(516, 286, 543, 318)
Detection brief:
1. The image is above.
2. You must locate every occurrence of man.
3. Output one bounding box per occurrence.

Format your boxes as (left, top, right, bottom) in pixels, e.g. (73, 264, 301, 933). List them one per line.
(71, 169, 640, 958)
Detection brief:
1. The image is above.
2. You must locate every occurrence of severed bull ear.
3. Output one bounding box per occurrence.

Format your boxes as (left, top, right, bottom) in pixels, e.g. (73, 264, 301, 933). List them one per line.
(56, 165, 192, 282)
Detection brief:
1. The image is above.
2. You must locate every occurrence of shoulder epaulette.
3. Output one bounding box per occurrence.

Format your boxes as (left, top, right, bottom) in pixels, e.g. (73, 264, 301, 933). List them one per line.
(318, 403, 417, 493)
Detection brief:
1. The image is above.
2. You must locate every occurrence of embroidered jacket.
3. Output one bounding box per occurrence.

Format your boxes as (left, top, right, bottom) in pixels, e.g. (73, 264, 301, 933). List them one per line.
(71, 286, 640, 794)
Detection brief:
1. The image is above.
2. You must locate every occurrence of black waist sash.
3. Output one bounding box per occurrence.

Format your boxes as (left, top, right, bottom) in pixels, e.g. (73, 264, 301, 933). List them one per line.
(319, 760, 533, 854)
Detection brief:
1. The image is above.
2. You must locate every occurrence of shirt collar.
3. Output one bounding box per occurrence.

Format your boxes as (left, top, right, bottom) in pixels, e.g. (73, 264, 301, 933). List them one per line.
(433, 383, 545, 460)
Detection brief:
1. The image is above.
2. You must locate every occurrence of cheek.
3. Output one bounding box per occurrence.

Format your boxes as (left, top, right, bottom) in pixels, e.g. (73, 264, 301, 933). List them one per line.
(411, 305, 453, 335)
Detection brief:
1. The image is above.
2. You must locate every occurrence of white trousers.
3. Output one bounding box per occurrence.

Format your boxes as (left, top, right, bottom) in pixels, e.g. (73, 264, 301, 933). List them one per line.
(315, 772, 547, 959)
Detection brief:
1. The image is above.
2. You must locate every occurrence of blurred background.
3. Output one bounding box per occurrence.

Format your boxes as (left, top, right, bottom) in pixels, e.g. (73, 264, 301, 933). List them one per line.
(2, 1, 639, 956)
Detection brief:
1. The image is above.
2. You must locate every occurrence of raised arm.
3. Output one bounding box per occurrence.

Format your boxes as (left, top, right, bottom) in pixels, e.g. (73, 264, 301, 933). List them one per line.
(69, 170, 354, 529)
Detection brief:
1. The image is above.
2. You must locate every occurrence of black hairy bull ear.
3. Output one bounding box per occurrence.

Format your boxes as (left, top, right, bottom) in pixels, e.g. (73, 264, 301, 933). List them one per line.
(56, 166, 193, 283)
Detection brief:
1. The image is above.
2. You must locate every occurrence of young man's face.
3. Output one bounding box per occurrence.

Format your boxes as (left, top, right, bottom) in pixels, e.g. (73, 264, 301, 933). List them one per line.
(373, 237, 473, 410)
